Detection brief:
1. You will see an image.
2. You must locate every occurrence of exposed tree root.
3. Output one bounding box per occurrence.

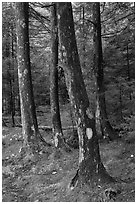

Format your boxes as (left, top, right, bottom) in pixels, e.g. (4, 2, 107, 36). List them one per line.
(69, 169, 79, 189)
(69, 166, 115, 191)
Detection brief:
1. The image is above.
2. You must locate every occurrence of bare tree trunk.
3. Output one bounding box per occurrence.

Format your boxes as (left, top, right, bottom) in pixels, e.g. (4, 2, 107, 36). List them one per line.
(8, 70, 15, 127)
(50, 3, 71, 152)
(15, 2, 32, 146)
(15, 2, 50, 153)
(2, 98, 6, 114)
(82, 6, 86, 69)
(57, 2, 114, 188)
(93, 3, 118, 140)
(10, 26, 15, 127)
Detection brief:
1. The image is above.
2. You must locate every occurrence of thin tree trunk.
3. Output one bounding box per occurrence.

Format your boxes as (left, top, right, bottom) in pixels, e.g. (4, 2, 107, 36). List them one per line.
(9, 71, 15, 127)
(50, 3, 71, 152)
(93, 3, 117, 140)
(82, 6, 86, 69)
(17, 94, 21, 116)
(10, 26, 15, 127)
(57, 2, 114, 188)
(50, 2, 63, 146)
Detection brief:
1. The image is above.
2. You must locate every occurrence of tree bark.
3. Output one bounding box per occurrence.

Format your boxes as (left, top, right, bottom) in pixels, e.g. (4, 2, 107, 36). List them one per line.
(57, 2, 114, 188)
(82, 6, 86, 69)
(8, 70, 15, 127)
(15, 2, 50, 152)
(50, 3, 71, 152)
(95, 95, 104, 138)
(10, 26, 15, 127)
(93, 3, 117, 140)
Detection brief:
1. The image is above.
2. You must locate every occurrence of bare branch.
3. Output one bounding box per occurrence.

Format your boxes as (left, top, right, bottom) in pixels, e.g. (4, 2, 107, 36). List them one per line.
(29, 6, 51, 33)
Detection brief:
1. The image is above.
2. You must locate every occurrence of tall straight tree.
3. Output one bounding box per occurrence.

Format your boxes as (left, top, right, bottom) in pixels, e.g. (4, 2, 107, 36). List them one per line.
(50, 3, 70, 150)
(57, 2, 113, 188)
(10, 25, 15, 127)
(93, 3, 117, 140)
(15, 2, 49, 151)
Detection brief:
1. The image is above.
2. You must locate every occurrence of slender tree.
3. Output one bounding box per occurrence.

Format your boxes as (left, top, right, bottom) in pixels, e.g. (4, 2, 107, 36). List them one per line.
(7, 69, 15, 126)
(15, 2, 50, 152)
(50, 3, 70, 151)
(57, 2, 113, 188)
(93, 3, 118, 140)
(10, 25, 15, 126)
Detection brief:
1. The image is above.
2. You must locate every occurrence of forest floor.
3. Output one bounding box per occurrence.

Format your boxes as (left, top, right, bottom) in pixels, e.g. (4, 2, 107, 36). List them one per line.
(2, 105, 135, 202)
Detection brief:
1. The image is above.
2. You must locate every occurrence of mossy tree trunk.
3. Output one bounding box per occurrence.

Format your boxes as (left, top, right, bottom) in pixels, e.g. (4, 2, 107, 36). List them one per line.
(57, 2, 114, 187)
(15, 2, 48, 152)
(93, 3, 118, 140)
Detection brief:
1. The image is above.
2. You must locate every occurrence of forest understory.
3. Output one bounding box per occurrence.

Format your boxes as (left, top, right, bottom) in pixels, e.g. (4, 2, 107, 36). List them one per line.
(2, 2, 135, 202)
(2, 106, 135, 202)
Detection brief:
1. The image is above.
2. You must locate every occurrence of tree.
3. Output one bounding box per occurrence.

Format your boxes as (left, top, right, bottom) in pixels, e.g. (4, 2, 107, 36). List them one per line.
(15, 2, 49, 152)
(102, 2, 135, 123)
(57, 2, 113, 187)
(93, 3, 118, 140)
(50, 3, 70, 151)
(2, 3, 16, 123)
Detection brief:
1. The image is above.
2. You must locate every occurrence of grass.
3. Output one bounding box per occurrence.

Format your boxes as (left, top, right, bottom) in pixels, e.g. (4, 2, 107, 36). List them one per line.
(2, 106, 135, 202)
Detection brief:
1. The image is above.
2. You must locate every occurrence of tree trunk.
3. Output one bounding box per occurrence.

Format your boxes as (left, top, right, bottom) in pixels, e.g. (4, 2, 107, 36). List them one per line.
(82, 6, 86, 69)
(95, 94, 104, 139)
(10, 26, 15, 127)
(2, 98, 6, 114)
(17, 94, 21, 116)
(57, 2, 114, 188)
(50, 3, 71, 152)
(15, 2, 50, 153)
(93, 3, 117, 140)
(8, 70, 15, 127)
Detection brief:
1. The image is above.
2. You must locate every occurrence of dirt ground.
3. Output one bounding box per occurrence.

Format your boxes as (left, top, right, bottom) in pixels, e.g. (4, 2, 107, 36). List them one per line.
(2, 107, 135, 202)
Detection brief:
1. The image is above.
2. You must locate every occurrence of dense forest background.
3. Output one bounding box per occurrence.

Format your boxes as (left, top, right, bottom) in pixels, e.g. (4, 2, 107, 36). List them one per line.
(2, 2, 135, 128)
(2, 2, 135, 202)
